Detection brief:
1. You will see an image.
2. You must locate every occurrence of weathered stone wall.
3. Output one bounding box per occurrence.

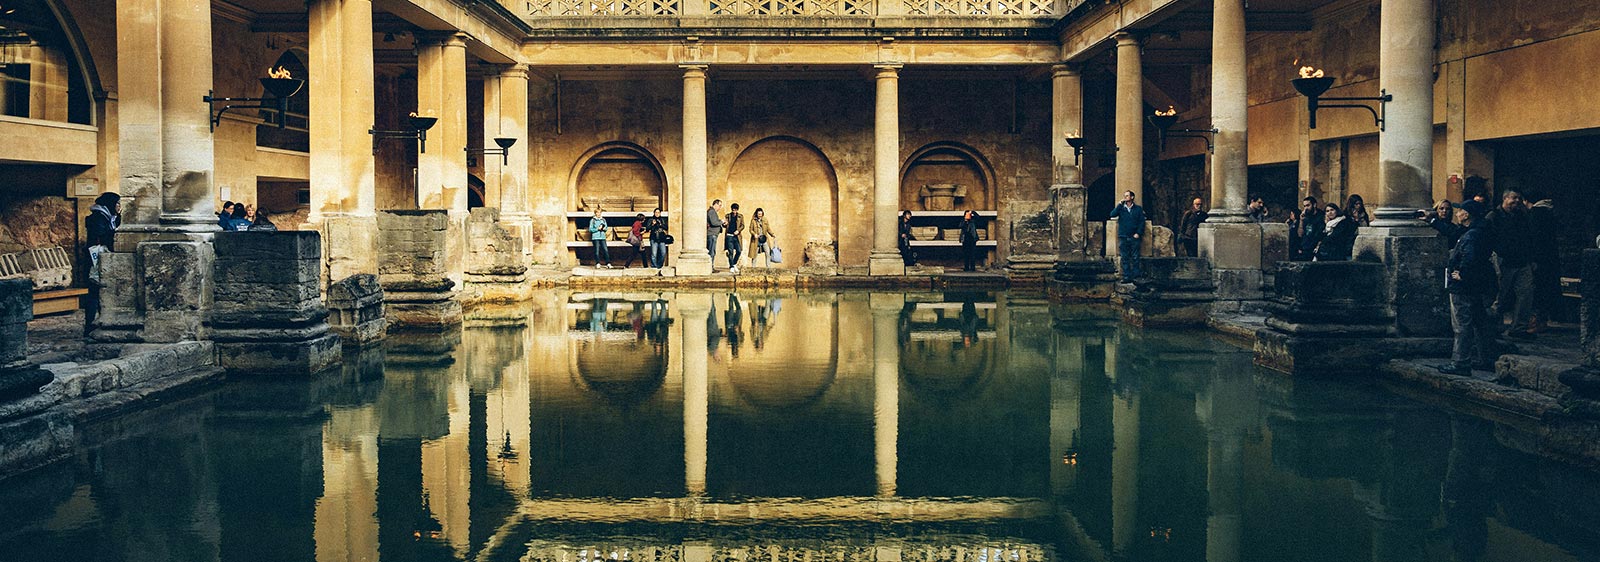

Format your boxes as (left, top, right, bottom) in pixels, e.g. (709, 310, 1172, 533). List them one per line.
(0, 193, 76, 256)
(328, 273, 386, 346)
(377, 210, 462, 329)
(211, 231, 340, 374)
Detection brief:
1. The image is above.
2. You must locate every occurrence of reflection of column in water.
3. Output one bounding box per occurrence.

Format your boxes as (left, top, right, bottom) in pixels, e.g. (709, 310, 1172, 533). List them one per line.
(870, 293, 903, 497)
(420, 355, 471, 556)
(316, 409, 380, 562)
(1106, 334, 1140, 555)
(679, 293, 712, 495)
(1200, 359, 1255, 562)
(1050, 334, 1085, 497)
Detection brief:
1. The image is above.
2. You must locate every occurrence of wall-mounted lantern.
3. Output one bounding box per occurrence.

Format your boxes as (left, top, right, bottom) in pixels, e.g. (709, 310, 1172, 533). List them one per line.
(1064, 131, 1117, 166)
(202, 66, 304, 131)
(466, 137, 518, 166)
(1293, 66, 1392, 130)
(370, 113, 439, 155)
(1146, 106, 1217, 153)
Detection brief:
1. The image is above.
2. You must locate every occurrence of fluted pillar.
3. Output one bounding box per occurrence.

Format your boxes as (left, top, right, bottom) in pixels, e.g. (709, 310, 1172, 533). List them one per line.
(1114, 33, 1143, 205)
(676, 65, 713, 276)
(868, 64, 906, 276)
(491, 65, 533, 263)
(307, 0, 378, 284)
(870, 293, 902, 496)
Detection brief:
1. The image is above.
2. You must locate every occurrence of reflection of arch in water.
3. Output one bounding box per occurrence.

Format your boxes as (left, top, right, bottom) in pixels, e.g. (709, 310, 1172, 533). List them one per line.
(725, 296, 839, 411)
(900, 317, 998, 402)
(568, 335, 669, 407)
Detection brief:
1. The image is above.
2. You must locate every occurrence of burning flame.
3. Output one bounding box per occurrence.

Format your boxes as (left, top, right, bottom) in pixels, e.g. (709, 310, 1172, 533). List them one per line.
(1298, 65, 1325, 79)
(1154, 106, 1177, 117)
(267, 66, 292, 79)
(1064, 130, 1080, 139)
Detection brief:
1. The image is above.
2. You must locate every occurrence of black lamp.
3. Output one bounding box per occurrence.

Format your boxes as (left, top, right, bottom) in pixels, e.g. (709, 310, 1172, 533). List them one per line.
(370, 114, 439, 154)
(1293, 66, 1391, 130)
(1146, 106, 1216, 153)
(467, 136, 519, 166)
(202, 67, 306, 131)
(1064, 133, 1117, 166)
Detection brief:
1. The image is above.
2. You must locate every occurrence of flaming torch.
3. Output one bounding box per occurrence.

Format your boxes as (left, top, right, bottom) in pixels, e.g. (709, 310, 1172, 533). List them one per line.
(1291, 62, 1391, 130)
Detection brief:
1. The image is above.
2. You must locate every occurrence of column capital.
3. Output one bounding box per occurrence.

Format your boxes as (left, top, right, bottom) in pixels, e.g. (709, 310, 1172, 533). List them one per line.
(873, 63, 903, 74)
(444, 32, 469, 48)
(499, 63, 530, 80)
(1052, 63, 1080, 77)
(679, 63, 709, 77)
(1114, 31, 1141, 47)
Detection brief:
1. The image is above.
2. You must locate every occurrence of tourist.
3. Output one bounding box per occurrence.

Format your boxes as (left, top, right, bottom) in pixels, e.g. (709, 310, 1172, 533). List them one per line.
(646, 207, 669, 268)
(1291, 196, 1323, 261)
(1246, 195, 1267, 223)
(725, 203, 745, 274)
(225, 204, 251, 231)
(706, 199, 725, 267)
(1178, 197, 1206, 257)
(1486, 191, 1535, 339)
(1460, 176, 1490, 220)
(247, 210, 278, 231)
(749, 207, 775, 268)
(960, 209, 982, 272)
(1529, 198, 1561, 332)
(1345, 194, 1372, 226)
(84, 192, 120, 337)
(218, 201, 236, 229)
(244, 204, 257, 222)
(898, 210, 917, 266)
(622, 213, 645, 268)
(1443, 208, 1497, 375)
(1314, 203, 1356, 261)
(724, 293, 744, 357)
(588, 207, 611, 268)
(1423, 199, 1463, 248)
(1108, 191, 1145, 281)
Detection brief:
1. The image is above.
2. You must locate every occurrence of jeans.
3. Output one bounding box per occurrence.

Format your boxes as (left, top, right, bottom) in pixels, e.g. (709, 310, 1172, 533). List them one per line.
(1450, 292, 1496, 369)
(1496, 263, 1534, 332)
(591, 239, 610, 266)
(706, 234, 719, 266)
(651, 241, 667, 268)
(725, 235, 743, 267)
(1117, 235, 1142, 280)
(962, 242, 978, 271)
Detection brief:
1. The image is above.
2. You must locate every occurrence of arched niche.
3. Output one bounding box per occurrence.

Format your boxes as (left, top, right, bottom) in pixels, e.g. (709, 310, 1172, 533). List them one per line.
(0, 0, 98, 124)
(899, 142, 996, 212)
(723, 136, 838, 269)
(570, 142, 667, 212)
(256, 49, 309, 152)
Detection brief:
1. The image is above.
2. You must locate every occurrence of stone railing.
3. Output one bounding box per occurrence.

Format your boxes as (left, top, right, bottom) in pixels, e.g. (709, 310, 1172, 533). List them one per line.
(518, 0, 1065, 17)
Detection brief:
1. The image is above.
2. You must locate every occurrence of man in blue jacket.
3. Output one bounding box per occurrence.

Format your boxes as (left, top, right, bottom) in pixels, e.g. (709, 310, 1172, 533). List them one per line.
(1443, 208, 1498, 375)
(1109, 190, 1146, 282)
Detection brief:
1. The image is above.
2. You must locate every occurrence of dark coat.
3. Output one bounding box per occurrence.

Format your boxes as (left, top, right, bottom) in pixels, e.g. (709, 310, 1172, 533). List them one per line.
(1485, 207, 1536, 267)
(1109, 203, 1146, 238)
(1179, 209, 1207, 240)
(1315, 216, 1357, 261)
(86, 207, 117, 248)
(645, 216, 669, 240)
(1448, 225, 1497, 295)
(1427, 215, 1464, 249)
(959, 216, 980, 245)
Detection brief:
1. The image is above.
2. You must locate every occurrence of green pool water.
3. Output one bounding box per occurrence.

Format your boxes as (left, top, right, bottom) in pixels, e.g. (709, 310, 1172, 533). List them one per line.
(1, 290, 1597, 562)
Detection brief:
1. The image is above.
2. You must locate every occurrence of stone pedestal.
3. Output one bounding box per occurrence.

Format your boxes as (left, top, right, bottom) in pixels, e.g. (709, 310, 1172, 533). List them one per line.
(1052, 259, 1118, 300)
(0, 279, 51, 403)
(327, 274, 386, 347)
(1005, 199, 1056, 285)
(462, 208, 531, 303)
(1255, 261, 1446, 375)
(1115, 257, 1215, 327)
(1200, 221, 1265, 306)
(377, 211, 462, 330)
(211, 232, 341, 375)
(1355, 228, 1450, 337)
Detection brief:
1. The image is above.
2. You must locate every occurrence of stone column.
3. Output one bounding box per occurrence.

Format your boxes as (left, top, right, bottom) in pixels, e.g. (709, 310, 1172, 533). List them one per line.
(869, 64, 906, 276)
(870, 293, 901, 496)
(157, 0, 217, 232)
(1052, 65, 1117, 298)
(416, 33, 470, 285)
(114, 0, 164, 231)
(1114, 33, 1143, 205)
(494, 65, 533, 263)
(308, 0, 379, 284)
(1199, 0, 1267, 305)
(679, 293, 711, 494)
(1048, 333, 1083, 497)
(1356, 0, 1449, 336)
(675, 65, 713, 276)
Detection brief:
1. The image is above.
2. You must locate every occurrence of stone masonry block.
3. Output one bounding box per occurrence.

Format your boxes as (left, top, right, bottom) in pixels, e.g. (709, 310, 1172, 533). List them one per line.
(0, 277, 32, 325)
(1199, 222, 1264, 270)
(214, 259, 321, 286)
(213, 231, 321, 261)
(139, 241, 210, 313)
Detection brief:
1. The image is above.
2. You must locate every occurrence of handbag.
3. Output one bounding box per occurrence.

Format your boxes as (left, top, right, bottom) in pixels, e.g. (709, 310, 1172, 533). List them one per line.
(661, 234, 675, 245)
(627, 232, 642, 246)
(768, 245, 783, 264)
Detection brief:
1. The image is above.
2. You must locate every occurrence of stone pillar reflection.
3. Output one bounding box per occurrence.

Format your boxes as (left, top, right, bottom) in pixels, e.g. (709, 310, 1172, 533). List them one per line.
(416, 33, 470, 284)
(308, 0, 379, 283)
(1209, 0, 1248, 219)
(869, 64, 906, 276)
(1049, 333, 1084, 497)
(1105, 335, 1140, 555)
(679, 293, 711, 494)
(676, 65, 713, 276)
(870, 293, 902, 496)
(494, 65, 534, 263)
(1199, 365, 1253, 562)
(1114, 33, 1143, 204)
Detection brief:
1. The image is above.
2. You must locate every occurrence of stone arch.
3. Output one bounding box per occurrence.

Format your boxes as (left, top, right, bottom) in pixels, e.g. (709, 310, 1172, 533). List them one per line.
(569, 142, 668, 212)
(723, 136, 838, 269)
(899, 142, 997, 212)
(2, 0, 100, 124)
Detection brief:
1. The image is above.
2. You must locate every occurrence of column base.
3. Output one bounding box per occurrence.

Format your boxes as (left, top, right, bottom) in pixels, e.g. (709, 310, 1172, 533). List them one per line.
(868, 251, 905, 276)
(676, 252, 713, 276)
(1051, 259, 1118, 300)
(1355, 225, 1450, 337)
(499, 211, 536, 266)
(313, 214, 379, 287)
